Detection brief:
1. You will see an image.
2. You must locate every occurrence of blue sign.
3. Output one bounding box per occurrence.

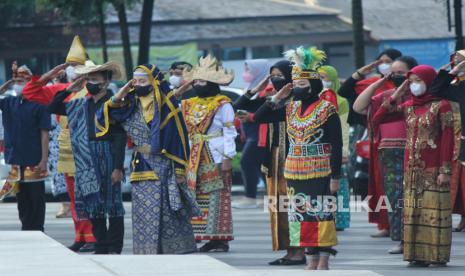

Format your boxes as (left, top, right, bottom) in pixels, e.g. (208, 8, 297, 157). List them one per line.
(379, 38, 455, 69)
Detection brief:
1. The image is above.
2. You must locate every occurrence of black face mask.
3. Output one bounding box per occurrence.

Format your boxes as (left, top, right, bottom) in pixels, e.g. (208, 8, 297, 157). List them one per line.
(270, 77, 287, 91)
(135, 85, 152, 97)
(292, 86, 311, 101)
(86, 82, 104, 95)
(193, 83, 219, 98)
(391, 75, 406, 88)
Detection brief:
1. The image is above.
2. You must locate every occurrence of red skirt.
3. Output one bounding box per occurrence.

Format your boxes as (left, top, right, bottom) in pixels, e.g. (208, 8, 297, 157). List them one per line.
(367, 142, 389, 230)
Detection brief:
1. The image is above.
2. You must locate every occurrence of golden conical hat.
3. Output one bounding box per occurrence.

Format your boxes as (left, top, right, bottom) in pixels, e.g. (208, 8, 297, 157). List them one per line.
(66, 36, 87, 65)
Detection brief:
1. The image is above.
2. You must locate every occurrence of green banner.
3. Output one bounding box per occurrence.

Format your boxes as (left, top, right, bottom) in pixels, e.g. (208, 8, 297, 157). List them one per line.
(87, 42, 198, 80)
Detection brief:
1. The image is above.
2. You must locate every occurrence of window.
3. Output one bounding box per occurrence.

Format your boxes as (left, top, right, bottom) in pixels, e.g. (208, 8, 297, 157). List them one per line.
(252, 45, 284, 59)
(222, 47, 246, 61)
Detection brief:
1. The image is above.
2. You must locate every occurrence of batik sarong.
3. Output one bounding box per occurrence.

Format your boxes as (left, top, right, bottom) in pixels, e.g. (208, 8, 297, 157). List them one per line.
(335, 165, 350, 230)
(379, 148, 404, 241)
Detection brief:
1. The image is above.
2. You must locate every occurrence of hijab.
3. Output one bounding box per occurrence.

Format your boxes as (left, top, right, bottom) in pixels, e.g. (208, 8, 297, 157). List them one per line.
(244, 59, 270, 90)
(377, 48, 402, 61)
(318, 65, 349, 115)
(270, 60, 292, 85)
(407, 65, 440, 106)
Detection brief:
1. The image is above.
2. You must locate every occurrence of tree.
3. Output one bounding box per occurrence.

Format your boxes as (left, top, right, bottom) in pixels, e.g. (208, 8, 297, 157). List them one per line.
(454, 0, 463, 50)
(111, 0, 135, 79)
(36, 0, 109, 62)
(138, 0, 154, 65)
(351, 0, 365, 68)
(97, 0, 109, 62)
(0, 0, 36, 27)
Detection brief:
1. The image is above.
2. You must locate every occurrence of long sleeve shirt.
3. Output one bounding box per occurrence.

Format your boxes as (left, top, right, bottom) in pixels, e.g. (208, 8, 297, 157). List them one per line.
(0, 96, 51, 166)
(206, 103, 238, 163)
(47, 90, 127, 170)
(22, 76, 69, 105)
(253, 99, 342, 179)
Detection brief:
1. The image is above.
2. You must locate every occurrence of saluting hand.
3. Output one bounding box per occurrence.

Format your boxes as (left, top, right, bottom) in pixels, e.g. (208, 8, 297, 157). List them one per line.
(173, 80, 193, 98)
(251, 75, 271, 94)
(353, 60, 382, 80)
(391, 79, 410, 101)
(275, 83, 293, 100)
(67, 76, 86, 93)
(40, 63, 69, 82)
(450, 60, 465, 76)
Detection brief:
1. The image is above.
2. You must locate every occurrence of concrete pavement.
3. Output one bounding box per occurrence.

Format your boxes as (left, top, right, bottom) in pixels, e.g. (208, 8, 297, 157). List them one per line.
(1, 199, 465, 275)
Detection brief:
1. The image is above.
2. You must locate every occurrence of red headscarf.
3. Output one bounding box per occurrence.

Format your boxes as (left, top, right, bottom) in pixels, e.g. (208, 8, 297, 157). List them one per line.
(407, 65, 440, 106)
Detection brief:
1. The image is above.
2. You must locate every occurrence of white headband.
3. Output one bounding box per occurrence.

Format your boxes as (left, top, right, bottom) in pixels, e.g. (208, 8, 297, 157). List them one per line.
(134, 72, 149, 77)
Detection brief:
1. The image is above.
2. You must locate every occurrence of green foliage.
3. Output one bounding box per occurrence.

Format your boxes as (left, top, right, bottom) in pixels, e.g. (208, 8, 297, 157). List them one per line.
(231, 152, 242, 172)
(0, 0, 36, 26)
(35, 0, 102, 24)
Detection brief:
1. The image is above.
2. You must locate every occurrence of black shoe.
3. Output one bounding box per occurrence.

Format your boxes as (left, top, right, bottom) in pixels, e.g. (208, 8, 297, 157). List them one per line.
(79, 243, 96, 253)
(68, 242, 85, 252)
(408, 261, 430, 267)
(268, 257, 306, 266)
(198, 241, 229, 252)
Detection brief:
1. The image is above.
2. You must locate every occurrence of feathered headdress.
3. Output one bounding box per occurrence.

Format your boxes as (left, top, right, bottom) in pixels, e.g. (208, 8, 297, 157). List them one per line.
(284, 46, 326, 80)
(183, 54, 234, 85)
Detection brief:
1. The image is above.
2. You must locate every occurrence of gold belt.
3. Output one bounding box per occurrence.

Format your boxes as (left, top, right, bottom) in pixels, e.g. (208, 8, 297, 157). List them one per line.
(190, 131, 222, 144)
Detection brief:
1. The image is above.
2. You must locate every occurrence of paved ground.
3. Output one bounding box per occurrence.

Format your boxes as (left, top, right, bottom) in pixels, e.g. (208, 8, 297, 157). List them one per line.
(1, 198, 465, 275)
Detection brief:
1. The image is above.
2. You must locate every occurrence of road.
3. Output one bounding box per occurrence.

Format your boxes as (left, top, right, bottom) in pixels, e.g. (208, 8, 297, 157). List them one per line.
(1, 199, 465, 275)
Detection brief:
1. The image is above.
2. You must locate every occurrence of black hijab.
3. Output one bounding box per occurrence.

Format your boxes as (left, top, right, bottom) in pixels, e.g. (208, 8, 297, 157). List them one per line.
(377, 48, 402, 61)
(270, 60, 292, 84)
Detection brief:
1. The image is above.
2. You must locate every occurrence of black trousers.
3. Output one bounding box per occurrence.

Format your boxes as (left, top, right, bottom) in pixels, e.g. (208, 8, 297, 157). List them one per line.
(16, 181, 46, 231)
(240, 140, 266, 198)
(91, 217, 124, 254)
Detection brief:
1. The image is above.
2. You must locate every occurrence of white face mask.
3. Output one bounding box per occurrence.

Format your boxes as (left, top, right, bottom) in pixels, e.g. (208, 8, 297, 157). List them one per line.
(378, 63, 392, 76)
(169, 75, 182, 88)
(410, 82, 426, 96)
(322, 80, 332, 89)
(12, 84, 25, 96)
(65, 66, 77, 82)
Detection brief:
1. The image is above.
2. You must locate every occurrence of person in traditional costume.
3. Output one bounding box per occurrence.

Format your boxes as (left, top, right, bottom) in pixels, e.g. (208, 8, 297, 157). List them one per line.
(0, 62, 34, 200)
(48, 115, 71, 219)
(373, 65, 454, 267)
(318, 65, 351, 232)
(339, 48, 402, 238)
(180, 55, 237, 252)
(94, 64, 197, 254)
(234, 60, 305, 265)
(0, 69, 51, 232)
(233, 59, 269, 209)
(353, 56, 418, 254)
(253, 47, 342, 270)
(22, 36, 97, 252)
(47, 60, 127, 254)
(431, 51, 465, 232)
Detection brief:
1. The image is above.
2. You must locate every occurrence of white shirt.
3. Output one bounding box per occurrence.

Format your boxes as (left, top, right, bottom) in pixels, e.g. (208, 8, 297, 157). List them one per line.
(205, 103, 237, 164)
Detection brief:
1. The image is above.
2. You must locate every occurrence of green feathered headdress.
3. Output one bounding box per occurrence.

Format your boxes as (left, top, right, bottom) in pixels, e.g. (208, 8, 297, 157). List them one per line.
(284, 46, 326, 80)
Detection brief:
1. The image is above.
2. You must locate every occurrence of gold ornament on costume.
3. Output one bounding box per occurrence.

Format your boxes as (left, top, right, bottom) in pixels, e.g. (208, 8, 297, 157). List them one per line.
(183, 54, 234, 85)
(66, 35, 87, 65)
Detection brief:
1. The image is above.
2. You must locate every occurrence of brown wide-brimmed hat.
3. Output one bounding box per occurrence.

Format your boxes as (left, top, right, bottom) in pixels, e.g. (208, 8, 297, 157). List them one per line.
(75, 60, 124, 81)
